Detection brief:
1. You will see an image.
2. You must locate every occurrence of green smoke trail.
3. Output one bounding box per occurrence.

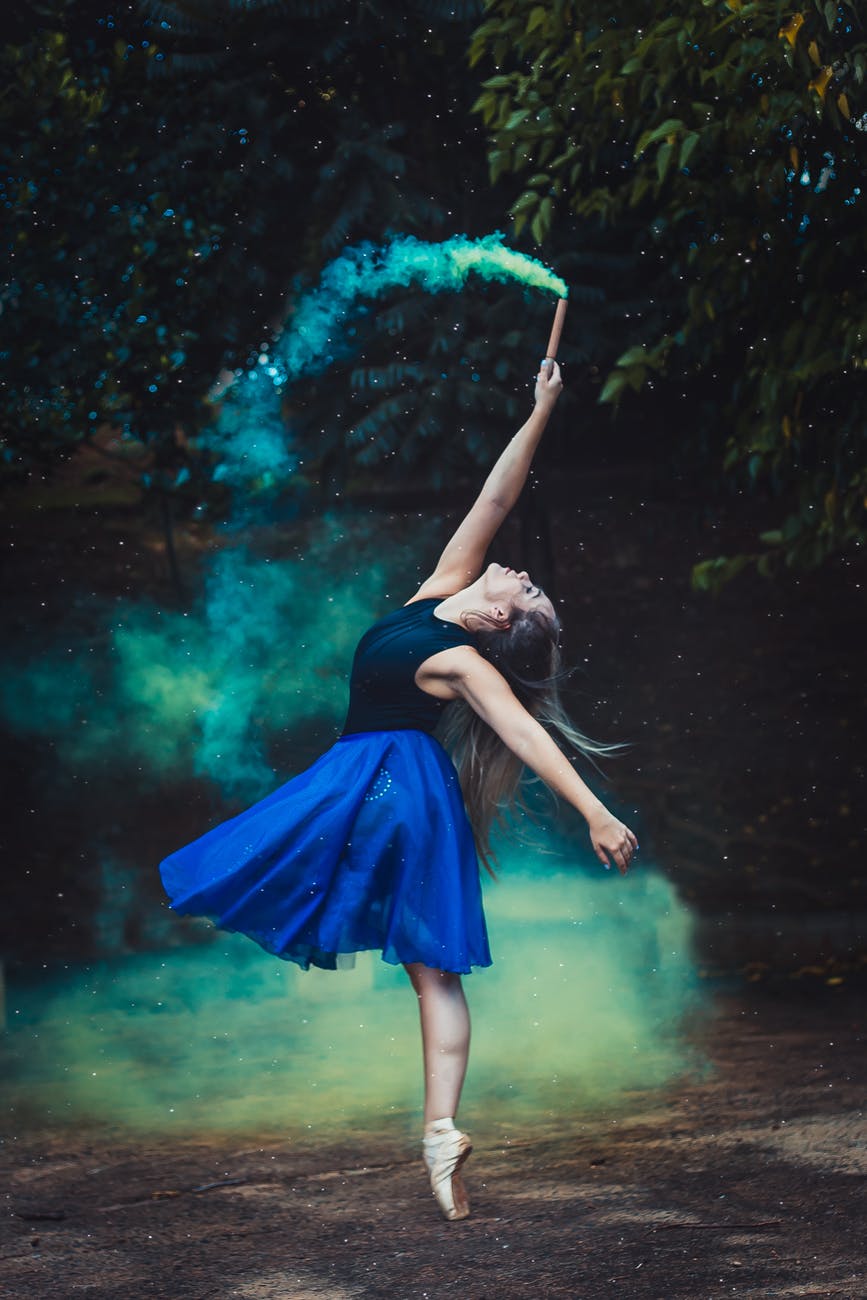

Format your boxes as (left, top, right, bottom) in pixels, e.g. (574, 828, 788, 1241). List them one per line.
(0, 845, 700, 1137)
(205, 234, 566, 487)
(282, 233, 566, 377)
(0, 519, 402, 800)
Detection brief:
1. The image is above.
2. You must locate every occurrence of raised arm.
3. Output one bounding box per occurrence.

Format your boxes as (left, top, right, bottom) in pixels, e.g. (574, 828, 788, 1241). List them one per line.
(422, 645, 638, 873)
(409, 360, 563, 602)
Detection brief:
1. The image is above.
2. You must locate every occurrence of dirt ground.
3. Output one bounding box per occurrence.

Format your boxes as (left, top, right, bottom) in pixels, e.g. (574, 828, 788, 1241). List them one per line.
(2, 985, 865, 1300)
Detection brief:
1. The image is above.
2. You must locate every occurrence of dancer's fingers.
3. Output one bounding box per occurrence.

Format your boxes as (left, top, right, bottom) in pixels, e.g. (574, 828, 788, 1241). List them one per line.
(593, 842, 612, 871)
(612, 845, 629, 876)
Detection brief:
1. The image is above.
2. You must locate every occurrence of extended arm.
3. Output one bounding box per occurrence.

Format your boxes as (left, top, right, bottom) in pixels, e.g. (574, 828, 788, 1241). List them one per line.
(410, 360, 563, 601)
(421, 646, 637, 873)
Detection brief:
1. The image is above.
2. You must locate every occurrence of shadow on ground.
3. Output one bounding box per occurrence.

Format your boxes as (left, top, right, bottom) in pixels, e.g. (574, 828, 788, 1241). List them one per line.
(2, 987, 865, 1299)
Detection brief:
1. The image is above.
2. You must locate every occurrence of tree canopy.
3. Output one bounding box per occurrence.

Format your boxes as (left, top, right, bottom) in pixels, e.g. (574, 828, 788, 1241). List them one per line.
(2, 0, 536, 506)
(3, 0, 867, 584)
(471, 0, 867, 582)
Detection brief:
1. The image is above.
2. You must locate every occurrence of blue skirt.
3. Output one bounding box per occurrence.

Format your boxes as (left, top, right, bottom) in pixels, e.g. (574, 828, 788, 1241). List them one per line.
(159, 730, 492, 974)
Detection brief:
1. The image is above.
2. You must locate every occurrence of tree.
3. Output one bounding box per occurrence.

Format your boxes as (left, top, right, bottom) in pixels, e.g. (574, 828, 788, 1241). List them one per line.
(1, 1, 499, 498)
(1, 9, 226, 480)
(470, 0, 867, 583)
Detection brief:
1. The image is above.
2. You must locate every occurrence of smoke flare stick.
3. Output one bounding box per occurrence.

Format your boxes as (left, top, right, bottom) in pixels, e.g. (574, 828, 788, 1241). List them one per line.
(545, 297, 568, 362)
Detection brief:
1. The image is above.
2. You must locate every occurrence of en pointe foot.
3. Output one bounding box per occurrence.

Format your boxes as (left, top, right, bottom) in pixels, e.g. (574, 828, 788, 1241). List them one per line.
(423, 1118, 473, 1222)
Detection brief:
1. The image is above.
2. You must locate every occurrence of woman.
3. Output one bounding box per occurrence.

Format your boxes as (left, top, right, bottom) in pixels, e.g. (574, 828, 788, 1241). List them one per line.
(159, 357, 637, 1222)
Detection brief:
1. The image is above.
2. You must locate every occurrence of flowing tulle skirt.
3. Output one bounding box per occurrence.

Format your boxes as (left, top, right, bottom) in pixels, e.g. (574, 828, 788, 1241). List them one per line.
(159, 730, 491, 973)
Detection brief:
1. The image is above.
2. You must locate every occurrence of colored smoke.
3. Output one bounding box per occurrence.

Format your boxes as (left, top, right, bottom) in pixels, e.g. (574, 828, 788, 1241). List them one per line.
(204, 234, 567, 487)
(283, 234, 567, 378)
(1, 845, 700, 1136)
(0, 519, 404, 802)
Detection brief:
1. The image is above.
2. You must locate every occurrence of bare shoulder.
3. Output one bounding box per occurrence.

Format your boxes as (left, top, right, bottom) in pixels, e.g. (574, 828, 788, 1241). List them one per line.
(414, 642, 503, 704)
(416, 641, 479, 676)
(416, 643, 524, 725)
(417, 643, 506, 688)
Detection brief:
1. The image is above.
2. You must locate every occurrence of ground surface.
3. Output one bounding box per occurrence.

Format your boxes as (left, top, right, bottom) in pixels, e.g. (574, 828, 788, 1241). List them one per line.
(2, 987, 865, 1300)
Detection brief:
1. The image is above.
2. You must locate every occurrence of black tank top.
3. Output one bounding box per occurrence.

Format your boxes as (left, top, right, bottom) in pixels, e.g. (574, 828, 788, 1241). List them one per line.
(341, 598, 475, 736)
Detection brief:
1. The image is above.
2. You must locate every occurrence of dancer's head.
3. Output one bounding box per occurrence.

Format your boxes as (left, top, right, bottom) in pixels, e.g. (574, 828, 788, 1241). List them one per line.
(477, 561, 556, 626)
(461, 562, 561, 708)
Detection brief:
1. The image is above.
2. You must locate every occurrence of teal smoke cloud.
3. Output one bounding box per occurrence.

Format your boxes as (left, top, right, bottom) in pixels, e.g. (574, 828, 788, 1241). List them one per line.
(203, 233, 566, 489)
(282, 233, 566, 378)
(0, 520, 403, 800)
(1, 848, 699, 1136)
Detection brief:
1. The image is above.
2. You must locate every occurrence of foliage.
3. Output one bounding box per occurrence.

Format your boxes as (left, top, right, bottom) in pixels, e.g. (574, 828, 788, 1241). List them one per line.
(2, 0, 660, 537)
(1, 18, 202, 479)
(2, 0, 524, 507)
(470, 0, 867, 582)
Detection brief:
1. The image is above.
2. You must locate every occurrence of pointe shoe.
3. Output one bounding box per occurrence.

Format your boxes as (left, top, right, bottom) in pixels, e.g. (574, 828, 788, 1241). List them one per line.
(423, 1120, 473, 1222)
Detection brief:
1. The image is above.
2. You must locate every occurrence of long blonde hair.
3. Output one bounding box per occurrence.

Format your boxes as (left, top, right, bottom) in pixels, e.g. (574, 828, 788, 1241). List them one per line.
(436, 607, 619, 876)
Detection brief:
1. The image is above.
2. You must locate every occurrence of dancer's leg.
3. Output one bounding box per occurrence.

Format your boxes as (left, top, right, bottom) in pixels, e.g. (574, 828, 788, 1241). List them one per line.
(404, 961, 473, 1220)
(404, 962, 470, 1124)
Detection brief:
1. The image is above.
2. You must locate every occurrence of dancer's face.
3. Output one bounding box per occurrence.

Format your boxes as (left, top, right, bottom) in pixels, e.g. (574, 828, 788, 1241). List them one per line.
(482, 562, 555, 624)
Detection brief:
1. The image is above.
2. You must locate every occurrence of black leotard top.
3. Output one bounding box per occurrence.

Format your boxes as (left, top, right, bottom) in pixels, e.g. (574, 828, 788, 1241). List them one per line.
(341, 597, 475, 736)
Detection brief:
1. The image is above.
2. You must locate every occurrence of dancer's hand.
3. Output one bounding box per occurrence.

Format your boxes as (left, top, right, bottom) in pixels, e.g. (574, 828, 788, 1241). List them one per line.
(587, 807, 638, 875)
(534, 358, 563, 410)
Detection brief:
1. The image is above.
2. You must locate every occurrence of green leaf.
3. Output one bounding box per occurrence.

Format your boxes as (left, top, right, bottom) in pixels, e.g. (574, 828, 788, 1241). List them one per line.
(679, 132, 700, 169)
(691, 555, 752, 593)
(656, 140, 674, 184)
(530, 195, 553, 244)
(510, 190, 538, 215)
(616, 345, 649, 367)
(504, 108, 531, 130)
(526, 5, 547, 34)
(598, 370, 628, 404)
(635, 118, 686, 158)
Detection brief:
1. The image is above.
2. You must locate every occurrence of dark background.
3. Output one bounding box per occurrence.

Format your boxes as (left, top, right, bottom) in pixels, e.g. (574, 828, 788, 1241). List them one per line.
(2, 0, 865, 973)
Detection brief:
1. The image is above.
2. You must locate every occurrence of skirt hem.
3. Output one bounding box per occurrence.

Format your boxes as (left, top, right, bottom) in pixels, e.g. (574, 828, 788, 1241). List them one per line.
(174, 907, 492, 975)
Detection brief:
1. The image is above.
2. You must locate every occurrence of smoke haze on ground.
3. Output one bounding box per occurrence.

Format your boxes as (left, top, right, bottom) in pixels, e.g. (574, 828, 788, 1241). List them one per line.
(2, 849, 700, 1138)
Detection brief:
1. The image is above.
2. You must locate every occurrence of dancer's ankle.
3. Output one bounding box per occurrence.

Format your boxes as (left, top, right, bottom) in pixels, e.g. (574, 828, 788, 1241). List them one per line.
(424, 1116, 456, 1134)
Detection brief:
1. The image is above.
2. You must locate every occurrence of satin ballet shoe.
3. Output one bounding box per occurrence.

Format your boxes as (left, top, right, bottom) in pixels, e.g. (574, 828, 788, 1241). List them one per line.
(423, 1119, 473, 1222)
